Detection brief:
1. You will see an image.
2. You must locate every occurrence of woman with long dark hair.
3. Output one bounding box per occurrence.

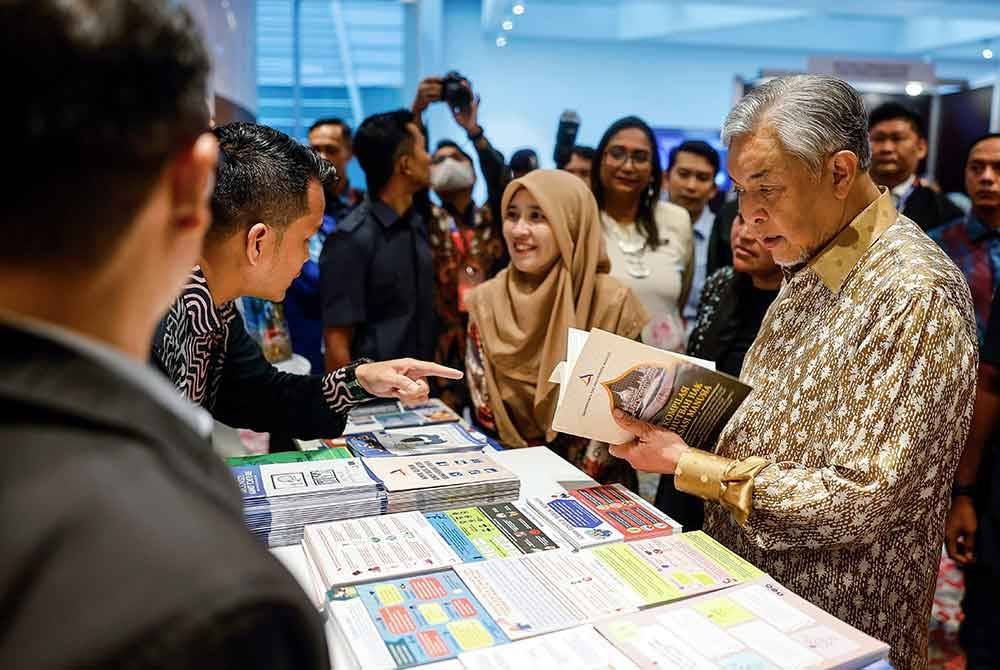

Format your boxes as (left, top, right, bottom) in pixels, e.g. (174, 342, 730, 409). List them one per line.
(592, 116, 693, 352)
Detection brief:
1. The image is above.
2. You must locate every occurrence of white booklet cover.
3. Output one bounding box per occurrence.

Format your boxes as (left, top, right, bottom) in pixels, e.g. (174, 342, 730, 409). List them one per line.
(549, 328, 750, 447)
(459, 625, 639, 670)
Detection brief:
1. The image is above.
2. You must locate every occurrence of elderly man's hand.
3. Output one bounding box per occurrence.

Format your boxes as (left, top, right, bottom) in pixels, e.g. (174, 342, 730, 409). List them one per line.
(608, 409, 690, 473)
(355, 359, 463, 405)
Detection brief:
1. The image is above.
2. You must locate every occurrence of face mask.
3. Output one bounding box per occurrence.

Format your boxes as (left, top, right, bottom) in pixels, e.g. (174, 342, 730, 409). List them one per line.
(431, 157, 475, 192)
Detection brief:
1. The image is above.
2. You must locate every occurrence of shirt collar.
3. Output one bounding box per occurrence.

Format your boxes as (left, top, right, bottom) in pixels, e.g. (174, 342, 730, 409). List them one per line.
(0, 309, 214, 439)
(965, 211, 997, 242)
(808, 187, 897, 294)
(370, 198, 403, 229)
(693, 207, 715, 239)
(184, 266, 236, 337)
(891, 174, 917, 200)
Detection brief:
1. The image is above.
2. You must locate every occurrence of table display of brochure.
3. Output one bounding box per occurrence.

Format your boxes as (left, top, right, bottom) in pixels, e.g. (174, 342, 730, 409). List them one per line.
(549, 328, 751, 448)
(344, 399, 463, 435)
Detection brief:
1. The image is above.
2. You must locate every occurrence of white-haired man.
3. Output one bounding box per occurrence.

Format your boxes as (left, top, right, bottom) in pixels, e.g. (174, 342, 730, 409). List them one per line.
(609, 75, 977, 670)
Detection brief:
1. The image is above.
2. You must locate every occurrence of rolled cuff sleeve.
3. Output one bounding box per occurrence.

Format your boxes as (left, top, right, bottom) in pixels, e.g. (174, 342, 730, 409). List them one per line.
(675, 449, 769, 525)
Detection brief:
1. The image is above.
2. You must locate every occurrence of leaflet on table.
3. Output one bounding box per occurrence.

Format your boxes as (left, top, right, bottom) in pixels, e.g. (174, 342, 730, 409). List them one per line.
(231, 457, 381, 501)
(549, 328, 751, 447)
(348, 424, 488, 458)
(454, 550, 641, 641)
(363, 453, 517, 492)
(427, 503, 560, 562)
(302, 511, 462, 591)
(594, 577, 890, 670)
(345, 399, 463, 434)
(348, 570, 509, 668)
(459, 625, 640, 670)
(527, 491, 624, 549)
(570, 484, 682, 539)
(226, 445, 352, 467)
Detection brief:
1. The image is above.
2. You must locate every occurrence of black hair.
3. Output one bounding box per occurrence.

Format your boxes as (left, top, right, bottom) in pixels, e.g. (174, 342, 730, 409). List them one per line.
(209, 122, 336, 244)
(591, 116, 663, 250)
(868, 102, 926, 139)
(435, 140, 473, 165)
(571, 145, 595, 161)
(308, 117, 353, 143)
(968, 132, 1000, 157)
(668, 140, 720, 175)
(353, 109, 418, 197)
(5, 0, 210, 267)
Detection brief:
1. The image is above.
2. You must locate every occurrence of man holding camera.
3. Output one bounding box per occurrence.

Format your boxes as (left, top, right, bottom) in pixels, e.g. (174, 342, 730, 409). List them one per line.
(411, 74, 510, 409)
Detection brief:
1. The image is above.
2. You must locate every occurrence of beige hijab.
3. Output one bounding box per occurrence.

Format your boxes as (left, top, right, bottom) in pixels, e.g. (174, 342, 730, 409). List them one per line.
(466, 169, 649, 448)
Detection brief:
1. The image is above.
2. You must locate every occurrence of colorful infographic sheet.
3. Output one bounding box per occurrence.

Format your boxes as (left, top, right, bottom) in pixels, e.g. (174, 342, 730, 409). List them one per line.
(355, 570, 509, 668)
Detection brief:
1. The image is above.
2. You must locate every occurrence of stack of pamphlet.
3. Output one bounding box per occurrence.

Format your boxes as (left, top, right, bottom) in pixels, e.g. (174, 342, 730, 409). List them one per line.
(362, 453, 520, 514)
(425, 502, 561, 561)
(230, 451, 386, 547)
(344, 398, 462, 435)
(528, 483, 682, 549)
(347, 423, 490, 459)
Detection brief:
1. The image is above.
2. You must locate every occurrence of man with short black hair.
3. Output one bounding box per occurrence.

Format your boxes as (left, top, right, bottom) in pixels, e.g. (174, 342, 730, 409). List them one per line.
(664, 140, 721, 330)
(320, 109, 437, 372)
(930, 133, 1000, 343)
(284, 117, 362, 372)
(0, 1, 329, 667)
(868, 101, 962, 230)
(561, 145, 595, 183)
(153, 122, 459, 439)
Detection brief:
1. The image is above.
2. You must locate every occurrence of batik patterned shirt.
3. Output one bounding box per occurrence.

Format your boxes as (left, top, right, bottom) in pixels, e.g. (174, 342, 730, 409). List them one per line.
(676, 190, 978, 670)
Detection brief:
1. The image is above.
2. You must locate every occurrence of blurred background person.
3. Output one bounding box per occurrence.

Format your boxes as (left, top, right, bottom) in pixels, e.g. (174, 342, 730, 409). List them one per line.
(654, 212, 782, 530)
(868, 102, 962, 231)
(410, 75, 509, 409)
(510, 148, 540, 179)
(930, 133, 1000, 344)
(320, 110, 436, 371)
(560, 145, 595, 183)
(592, 116, 693, 352)
(465, 170, 648, 485)
(663, 140, 722, 334)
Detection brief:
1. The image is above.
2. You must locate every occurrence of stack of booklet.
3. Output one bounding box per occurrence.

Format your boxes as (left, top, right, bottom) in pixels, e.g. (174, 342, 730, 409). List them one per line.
(362, 453, 521, 515)
(230, 450, 386, 547)
(347, 423, 490, 459)
(344, 398, 463, 435)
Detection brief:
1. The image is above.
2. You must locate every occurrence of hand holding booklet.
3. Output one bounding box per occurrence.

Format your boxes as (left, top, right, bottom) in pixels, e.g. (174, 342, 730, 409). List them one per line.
(549, 328, 751, 448)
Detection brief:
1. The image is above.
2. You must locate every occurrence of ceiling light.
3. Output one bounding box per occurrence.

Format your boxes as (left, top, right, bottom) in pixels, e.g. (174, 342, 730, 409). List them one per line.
(512, 3, 525, 16)
(502, 19, 514, 31)
(983, 48, 994, 60)
(904, 81, 924, 97)
(496, 36, 508, 48)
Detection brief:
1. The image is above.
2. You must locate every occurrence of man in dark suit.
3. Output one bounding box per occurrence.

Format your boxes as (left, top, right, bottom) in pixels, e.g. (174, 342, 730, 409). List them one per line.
(868, 102, 963, 231)
(0, 2, 328, 667)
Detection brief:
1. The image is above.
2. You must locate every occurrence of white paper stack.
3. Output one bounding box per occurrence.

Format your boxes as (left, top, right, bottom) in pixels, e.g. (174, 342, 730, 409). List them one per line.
(231, 457, 386, 547)
(362, 453, 520, 514)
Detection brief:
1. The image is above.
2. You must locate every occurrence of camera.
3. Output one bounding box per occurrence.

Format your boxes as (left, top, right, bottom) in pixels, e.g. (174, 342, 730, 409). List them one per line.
(442, 71, 473, 112)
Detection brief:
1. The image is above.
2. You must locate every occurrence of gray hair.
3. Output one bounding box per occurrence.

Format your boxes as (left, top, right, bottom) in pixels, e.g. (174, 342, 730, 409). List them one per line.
(722, 75, 871, 176)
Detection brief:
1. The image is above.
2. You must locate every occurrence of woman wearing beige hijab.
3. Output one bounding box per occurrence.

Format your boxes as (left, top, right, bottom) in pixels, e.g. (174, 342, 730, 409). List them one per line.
(465, 169, 648, 486)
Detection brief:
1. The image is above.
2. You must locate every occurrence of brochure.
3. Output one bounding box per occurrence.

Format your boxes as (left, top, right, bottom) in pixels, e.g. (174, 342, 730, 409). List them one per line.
(550, 328, 751, 447)
(459, 625, 639, 670)
(348, 424, 489, 458)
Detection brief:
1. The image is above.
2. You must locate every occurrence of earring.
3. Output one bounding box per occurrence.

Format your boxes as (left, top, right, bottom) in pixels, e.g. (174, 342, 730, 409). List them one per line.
(647, 184, 654, 198)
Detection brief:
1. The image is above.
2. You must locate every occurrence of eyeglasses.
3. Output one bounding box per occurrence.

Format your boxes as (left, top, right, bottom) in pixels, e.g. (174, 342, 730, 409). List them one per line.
(606, 145, 651, 166)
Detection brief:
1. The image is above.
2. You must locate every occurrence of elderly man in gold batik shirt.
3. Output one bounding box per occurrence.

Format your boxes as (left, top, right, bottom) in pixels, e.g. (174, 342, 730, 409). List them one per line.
(610, 75, 977, 670)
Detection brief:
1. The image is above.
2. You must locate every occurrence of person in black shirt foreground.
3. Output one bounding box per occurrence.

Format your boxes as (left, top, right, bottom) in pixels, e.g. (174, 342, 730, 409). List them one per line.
(0, 2, 330, 667)
(654, 212, 782, 531)
(152, 122, 461, 440)
(946, 286, 1000, 669)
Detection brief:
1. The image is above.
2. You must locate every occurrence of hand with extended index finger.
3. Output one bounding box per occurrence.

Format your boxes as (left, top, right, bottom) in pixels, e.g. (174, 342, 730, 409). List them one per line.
(608, 409, 690, 474)
(355, 358, 463, 405)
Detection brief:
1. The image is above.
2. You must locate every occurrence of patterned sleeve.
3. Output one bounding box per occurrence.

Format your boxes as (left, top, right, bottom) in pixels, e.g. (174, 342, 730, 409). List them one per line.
(686, 266, 732, 359)
(677, 289, 978, 549)
(465, 319, 497, 433)
(321, 364, 375, 414)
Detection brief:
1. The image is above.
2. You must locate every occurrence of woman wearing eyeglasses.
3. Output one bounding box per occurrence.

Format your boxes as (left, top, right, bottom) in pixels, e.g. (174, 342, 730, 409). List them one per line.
(592, 116, 693, 352)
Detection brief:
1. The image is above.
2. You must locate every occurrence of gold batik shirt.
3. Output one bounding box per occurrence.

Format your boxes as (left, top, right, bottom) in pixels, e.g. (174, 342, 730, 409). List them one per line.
(676, 189, 978, 670)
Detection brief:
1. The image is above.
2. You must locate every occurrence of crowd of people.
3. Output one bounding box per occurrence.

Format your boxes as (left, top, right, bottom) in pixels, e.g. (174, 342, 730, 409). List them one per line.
(4, 2, 1000, 669)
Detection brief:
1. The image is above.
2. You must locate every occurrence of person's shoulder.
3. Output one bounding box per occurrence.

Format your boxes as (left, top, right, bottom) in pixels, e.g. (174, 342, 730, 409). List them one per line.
(653, 201, 692, 242)
(335, 199, 374, 235)
(705, 265, 736, 292)
(925, 213, 967, 243)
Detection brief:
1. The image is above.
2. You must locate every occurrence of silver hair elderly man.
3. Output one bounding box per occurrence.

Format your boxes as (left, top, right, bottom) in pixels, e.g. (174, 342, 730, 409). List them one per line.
(610, 74, 977, 669)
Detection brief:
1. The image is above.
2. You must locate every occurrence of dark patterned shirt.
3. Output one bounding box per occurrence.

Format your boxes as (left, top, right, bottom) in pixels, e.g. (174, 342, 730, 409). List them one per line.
(929, 212, 1000, 345)
(152, 267, 368, 437)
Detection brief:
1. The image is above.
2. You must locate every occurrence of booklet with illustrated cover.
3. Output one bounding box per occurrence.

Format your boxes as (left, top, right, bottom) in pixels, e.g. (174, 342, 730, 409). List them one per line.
(550, 328, 751, 447)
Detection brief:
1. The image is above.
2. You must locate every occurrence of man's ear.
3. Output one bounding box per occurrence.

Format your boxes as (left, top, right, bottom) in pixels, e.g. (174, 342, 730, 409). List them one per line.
(916, 136, 928, 161)
(169, 132, 218, 235)
(245, 223, 269, 266)
(828, 150, 859, 199)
